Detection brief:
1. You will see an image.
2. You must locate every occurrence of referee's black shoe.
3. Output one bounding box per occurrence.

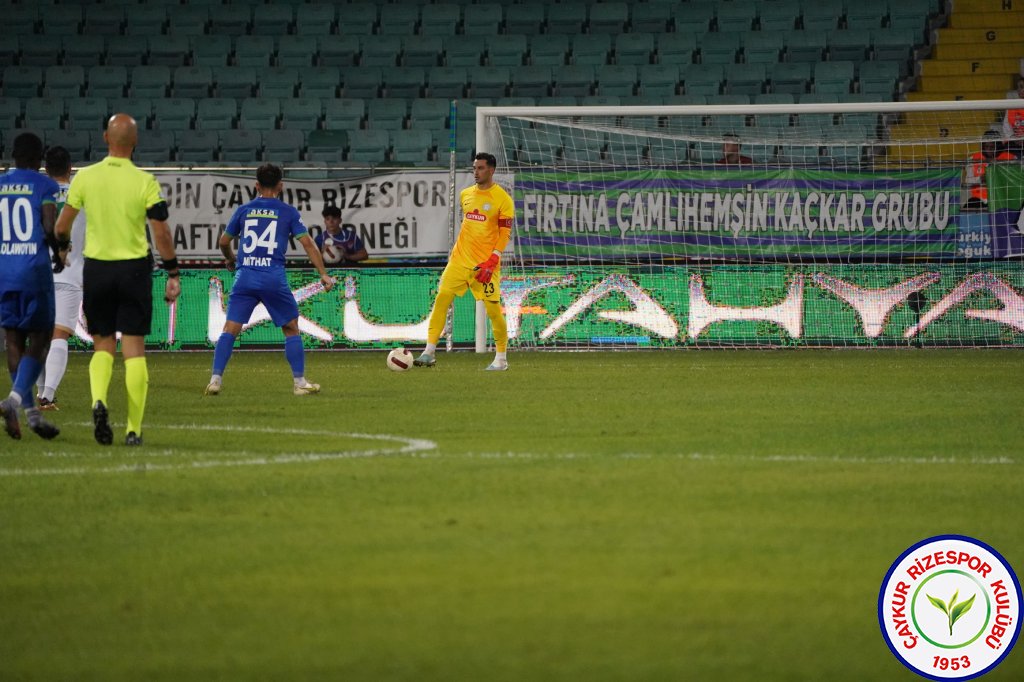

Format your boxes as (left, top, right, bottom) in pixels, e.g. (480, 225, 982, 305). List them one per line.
(93, 400, 113, 445)
(125, 431, 143, 447)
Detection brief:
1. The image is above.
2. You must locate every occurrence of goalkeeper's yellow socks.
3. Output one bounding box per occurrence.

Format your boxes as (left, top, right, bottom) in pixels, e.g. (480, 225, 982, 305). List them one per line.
(89, 351, 114, 406)
(124, 357, 148, 436)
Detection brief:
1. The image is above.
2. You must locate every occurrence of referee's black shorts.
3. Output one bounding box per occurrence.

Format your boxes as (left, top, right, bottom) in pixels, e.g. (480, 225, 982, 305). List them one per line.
(83, 256, 153, 336)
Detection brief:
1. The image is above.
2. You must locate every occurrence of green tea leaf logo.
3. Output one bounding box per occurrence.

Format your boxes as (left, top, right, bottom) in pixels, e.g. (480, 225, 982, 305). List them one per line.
(927, 589, 976, 636)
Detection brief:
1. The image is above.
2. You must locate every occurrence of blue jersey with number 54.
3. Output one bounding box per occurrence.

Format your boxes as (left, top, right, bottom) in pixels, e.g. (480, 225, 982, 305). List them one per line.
(224, 198, 308, 281)
(0, 167, 59, 292)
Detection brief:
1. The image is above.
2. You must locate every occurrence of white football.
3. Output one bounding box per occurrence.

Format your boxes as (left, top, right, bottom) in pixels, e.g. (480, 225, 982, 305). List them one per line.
(386, 347, 414, 372)
(322, 236, 344, 265)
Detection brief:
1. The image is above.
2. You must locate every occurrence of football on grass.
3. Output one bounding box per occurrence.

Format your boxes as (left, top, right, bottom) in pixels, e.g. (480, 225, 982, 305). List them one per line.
(321, 236, 344, 265)
(386, 347, 414, 372)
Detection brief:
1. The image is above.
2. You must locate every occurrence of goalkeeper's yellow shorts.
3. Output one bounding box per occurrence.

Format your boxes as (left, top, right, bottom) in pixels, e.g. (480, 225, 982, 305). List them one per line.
(438, 262, 501, 303)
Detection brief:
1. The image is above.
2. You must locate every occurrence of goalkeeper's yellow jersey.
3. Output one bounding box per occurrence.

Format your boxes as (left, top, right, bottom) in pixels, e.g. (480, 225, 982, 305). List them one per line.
(450, 183, 515, 269)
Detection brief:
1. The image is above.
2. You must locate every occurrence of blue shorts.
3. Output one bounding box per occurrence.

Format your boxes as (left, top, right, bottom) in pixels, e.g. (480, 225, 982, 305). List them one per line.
(0, 288, 56, 332)
(226, 274, 299, 328)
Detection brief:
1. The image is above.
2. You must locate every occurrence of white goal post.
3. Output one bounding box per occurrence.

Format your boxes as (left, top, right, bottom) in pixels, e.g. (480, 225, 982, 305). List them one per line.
(469, 98, 1024, 350)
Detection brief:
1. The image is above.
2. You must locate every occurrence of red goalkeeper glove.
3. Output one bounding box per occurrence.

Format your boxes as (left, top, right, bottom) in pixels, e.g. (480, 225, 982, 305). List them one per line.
(474, 253, 500, 284)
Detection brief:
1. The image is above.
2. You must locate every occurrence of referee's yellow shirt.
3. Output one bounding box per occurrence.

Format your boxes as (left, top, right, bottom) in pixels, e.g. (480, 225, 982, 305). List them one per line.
(66, 156, 165, 261)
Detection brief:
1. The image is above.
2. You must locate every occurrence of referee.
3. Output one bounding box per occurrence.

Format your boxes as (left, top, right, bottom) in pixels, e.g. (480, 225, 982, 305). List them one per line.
(54, 113, 180, 446)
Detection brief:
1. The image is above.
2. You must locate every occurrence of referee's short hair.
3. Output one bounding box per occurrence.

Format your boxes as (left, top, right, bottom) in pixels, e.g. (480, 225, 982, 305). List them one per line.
(44, 145, 72, 178)
(256, 163, 283, 189)
(12, 132, 44, 169)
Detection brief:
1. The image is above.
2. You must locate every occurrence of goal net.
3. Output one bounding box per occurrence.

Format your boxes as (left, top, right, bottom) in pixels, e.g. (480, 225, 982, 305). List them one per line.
(475, 100, 1024, 349)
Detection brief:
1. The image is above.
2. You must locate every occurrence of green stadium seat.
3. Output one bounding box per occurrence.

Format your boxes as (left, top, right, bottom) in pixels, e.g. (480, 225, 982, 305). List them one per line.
(509, 65, 551, 98)
(46, 129, 90, 161)
(402, 36, 444, 68)
(801, 0, 842, 31)
(889, 0, 933, 29)
(263, 129, 305, 163)
(347, 129, 389, 163)
(7, 6, 37, 36)
(857, 60, 900, 98)
(378, 4, 418, 36)
(44, 66, 85, 98)
(385, 68, 425, 99)
(109, 97, 153, 128)
(0, 37, 20, 69)
(428, 66, 468, 98)
(605, 133, 646, 165)
(196, 38, 240, 70)
(614, 33, 654, 66)
(656, 34, 697, 66)
(518, 128, 562, 165)
(209, 5, 251, 37)
(629, 7, 669, 34)
(463, 4, 502, 34)
(62, 35, 106, 68)
(0, 98, 22, 131)
(488, 34, 528, 67)
(797, 93, 840, 105)
(280, 98, 322, 131)
(366, 99, 408, 130)
(546, 3, 587, 35)
(239, 98, 280, 131)
(871, 29, 916, 62)
(148, 36, 191, 67)
(795, 110, 838, 130)
(579, 96, 621, 128)
(172, 66, 213, 99)
(133, 130, 175, 164)
(839, 112, 879, 130)
(552, 64, 593, 97)
(390, 129, 433, 164)
(252, 5, 294, 36)
(86, 66, 127, 98)
(470, 66, 510, 98)
(814, 61, 855, 94)
(596, 65, 637, 97)
(496, 96, 537, 107)
(177, 130, 219, 163)
(307, 130, 348, 163)
(786, 31, 827, 63)
(362, 36, 402, 68)
(166, 7, 209, 36)
(324, 98, 365, 130)
(672, 3, 714, 33)
(338, 3, 377, 34)
(724, 64, 766, 96)
(682, 64, 723, 96)
(505, 4, 545, 35)
(196, 98, 236, 131)
(744, 32, 785, 64)
(129, 66, 171, 99)
(23, 98, 64, 131)
(444, 36, 487, 67)
(316, 35, 359, 68)
(20, 43, 62, 68)
(235, 36, 275, 68)
(295, 5, 335, 36)
(216, 67, 257, 99)
(716, 0, 757, 32)
(754, 93, 796, 105)
(699, 32, 742, 65)
(420, 4, 460, 35)
(342, 67, 383, 99)
(529, 35, 569, 67)
(845, 0, 889, 29)
(571, 35, 611, 67)
(751, 94, 794, 128)
(124, 6, 167, 36)
(637, 64, 680, 97)
(455, 98, 490, 128)
(40, 6, 82, 36)
(300, 67, 341, 98)
(589, 2, 628, 34)
(105, 37, 149, 67)
(219, 130, 263, 163)
(410, 98, 450, 129)
(828, 30, 871, 62)
(712, 95, 752, 106)
(83, 5, 124, 36)
(769, 62, 812, 94)
(2, 67, 42, 98)
(777, 143, 822, 164)
(259, 67, 300, 98)
(275, 36, 318, 68)
(153, 97, 195, 131)
(759, 0, 800, 31)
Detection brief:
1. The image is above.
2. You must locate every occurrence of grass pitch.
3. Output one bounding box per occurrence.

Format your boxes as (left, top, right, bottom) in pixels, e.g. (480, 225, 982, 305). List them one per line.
(1, 349, 1022, 681)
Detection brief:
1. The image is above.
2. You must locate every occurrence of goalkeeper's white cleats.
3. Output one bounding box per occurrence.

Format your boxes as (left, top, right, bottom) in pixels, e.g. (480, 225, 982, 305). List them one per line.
(293, 381, 321, 396)
(413, 352, 436, 367)
(204, 380, 221, 396)
(485, 359, 508, 371)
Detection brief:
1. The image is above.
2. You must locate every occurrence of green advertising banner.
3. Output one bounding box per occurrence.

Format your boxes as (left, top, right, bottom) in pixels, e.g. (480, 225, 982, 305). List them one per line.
(66, 265, 1024, 350)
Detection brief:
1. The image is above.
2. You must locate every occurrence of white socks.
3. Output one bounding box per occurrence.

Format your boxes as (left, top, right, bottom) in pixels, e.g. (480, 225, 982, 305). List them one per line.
(40, 338, 69, 401)
(424, 342, 437, 355)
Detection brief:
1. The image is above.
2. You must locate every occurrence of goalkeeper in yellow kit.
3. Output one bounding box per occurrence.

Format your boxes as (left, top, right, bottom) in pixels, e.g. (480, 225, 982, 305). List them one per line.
(415, 152, 513, 371)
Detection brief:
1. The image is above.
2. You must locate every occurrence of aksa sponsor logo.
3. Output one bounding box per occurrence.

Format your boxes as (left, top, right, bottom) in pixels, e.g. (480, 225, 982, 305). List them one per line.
(879, 535, 1021, 680)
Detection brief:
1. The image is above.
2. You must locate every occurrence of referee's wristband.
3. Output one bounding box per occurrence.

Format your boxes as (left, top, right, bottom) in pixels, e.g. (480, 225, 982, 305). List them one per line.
(161, 257, 179, 272)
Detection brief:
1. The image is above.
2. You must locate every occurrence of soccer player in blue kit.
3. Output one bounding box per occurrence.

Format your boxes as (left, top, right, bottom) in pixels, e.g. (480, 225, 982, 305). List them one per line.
(0, 133, 61, 440)
(205, 164, 335, 396)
